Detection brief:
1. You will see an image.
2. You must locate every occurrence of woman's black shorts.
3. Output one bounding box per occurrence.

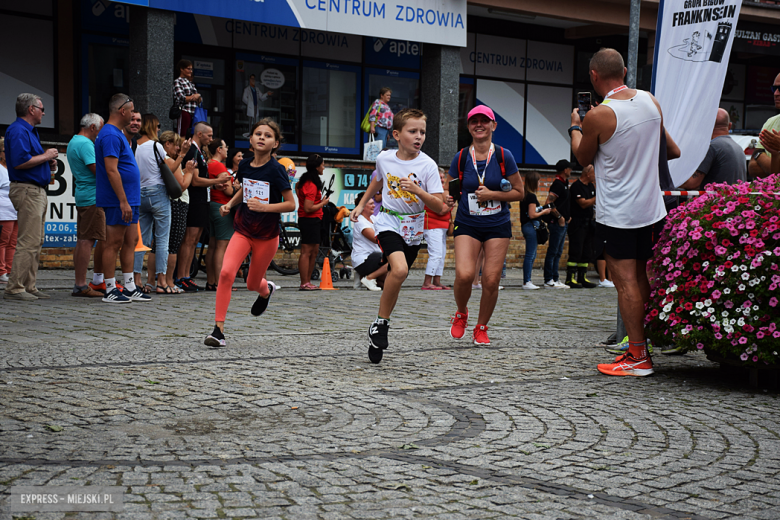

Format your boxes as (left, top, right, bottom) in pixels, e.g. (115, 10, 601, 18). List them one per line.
(298, 217, 322, 245)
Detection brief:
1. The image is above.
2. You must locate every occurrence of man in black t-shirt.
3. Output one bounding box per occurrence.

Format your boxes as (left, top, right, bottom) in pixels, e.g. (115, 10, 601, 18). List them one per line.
(566, 165, 598, 288)
(542, 159, 571, 288)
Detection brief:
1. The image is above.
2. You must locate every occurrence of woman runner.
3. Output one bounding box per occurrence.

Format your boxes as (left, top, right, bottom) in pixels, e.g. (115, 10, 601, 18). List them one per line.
(447, 105, 524, 346)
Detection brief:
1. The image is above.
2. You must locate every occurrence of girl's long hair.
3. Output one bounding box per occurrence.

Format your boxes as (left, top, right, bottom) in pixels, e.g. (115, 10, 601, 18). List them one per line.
(525, 171, 540, 195)
(297, 153, 324, 193)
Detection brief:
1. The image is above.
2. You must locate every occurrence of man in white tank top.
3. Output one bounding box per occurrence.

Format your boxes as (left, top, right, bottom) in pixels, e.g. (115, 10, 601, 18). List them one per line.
(569, 48, 666, 378)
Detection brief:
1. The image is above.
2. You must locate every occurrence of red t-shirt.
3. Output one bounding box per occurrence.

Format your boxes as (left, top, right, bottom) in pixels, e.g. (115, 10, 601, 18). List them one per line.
(425, 205, 451, 230)
(208, 161, 232, 205)
(297, 180, 323, 219)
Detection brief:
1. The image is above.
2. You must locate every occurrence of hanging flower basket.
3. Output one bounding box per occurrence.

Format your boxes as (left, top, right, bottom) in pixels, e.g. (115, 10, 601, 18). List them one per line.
(645, 174, 780, 367)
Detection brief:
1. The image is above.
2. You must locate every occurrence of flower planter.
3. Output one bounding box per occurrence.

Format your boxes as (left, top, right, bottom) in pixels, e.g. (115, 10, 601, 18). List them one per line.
(645, 175, 780, 381)
(703, 347, 780, 389)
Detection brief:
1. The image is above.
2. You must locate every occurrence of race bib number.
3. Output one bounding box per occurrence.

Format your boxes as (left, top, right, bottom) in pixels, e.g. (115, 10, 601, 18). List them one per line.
(399, 212, 424, 245)
(243, 179, 270, 204)
(468, 193, 501, 216)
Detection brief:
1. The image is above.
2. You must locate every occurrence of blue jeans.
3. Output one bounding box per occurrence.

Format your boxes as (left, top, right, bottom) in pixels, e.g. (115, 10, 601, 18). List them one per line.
(133, 184, 172, 275)
(543, 221, 568, 283)
(375, 126, 389, 148)
(521, 221, 538, 283)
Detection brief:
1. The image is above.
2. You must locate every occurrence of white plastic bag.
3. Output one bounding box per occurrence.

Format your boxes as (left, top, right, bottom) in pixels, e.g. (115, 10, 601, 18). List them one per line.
(363, 134, 383, 162)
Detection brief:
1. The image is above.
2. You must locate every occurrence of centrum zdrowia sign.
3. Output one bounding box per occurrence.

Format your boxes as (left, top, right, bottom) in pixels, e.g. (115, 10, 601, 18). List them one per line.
(114, 0, 467, 47)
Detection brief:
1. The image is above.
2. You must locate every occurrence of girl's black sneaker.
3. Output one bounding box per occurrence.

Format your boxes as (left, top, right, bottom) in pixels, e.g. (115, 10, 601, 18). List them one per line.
(204, 326, 226, 348)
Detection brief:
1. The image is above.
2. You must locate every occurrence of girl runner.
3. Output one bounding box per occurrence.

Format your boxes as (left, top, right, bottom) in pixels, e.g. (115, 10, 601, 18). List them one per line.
(205, 119, 295, 348)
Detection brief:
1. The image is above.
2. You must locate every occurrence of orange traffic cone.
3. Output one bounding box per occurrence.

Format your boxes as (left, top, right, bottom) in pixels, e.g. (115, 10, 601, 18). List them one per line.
(318, 257, 338, 290)
(134, 222, 151, 252)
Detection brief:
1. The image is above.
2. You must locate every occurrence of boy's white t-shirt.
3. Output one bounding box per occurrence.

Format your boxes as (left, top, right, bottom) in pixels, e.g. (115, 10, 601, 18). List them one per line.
(351, 214, 381, 267)
(374, 150, 443, 245)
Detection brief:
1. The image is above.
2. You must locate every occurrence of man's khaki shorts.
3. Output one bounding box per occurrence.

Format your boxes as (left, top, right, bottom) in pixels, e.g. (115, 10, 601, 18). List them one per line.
(76, 205, 106, 241)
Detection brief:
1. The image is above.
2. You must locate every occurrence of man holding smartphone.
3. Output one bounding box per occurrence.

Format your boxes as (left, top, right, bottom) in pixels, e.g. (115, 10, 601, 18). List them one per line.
(569, 48, 666, 377)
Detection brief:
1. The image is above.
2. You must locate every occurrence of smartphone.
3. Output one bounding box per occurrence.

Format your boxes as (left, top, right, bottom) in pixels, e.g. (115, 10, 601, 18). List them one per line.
(578, 92, 591, 120)
(448, 178, 460, 195)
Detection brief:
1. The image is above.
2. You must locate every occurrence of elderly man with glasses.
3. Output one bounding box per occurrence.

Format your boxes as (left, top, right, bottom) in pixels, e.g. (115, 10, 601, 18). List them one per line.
(3, 93, 59, 301)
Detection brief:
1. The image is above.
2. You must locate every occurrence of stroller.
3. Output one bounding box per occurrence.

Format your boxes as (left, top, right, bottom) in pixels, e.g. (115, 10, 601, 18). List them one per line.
(310, 181, 353, 282)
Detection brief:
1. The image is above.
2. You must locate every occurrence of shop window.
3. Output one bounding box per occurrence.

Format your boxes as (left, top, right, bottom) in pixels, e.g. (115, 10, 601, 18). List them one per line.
(302, 61, 359, 154)
(457, 78, 475, 151)
(184, 56, 226, 139)
(475, 79, 526, 162)
(525, 84, 572, 166)
(235, 55, 298, 149)
(84, 36, 128, 123)
(364, 68, 420, 148)
(1, 14, 56, 129)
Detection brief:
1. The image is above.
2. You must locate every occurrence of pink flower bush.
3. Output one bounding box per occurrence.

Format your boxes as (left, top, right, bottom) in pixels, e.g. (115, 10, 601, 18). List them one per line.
(646, 175, 780, 365)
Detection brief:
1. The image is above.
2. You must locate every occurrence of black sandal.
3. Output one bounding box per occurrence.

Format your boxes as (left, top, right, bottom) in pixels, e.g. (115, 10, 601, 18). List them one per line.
(206, 283, 218, 291)
(142, 283, 154, 294)
(156, 285, 174, 294)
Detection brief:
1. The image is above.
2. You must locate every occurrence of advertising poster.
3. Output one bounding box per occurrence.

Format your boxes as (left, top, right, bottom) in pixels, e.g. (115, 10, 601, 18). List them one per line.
(43, 154, 78, 247)
(652, 0, 742, 186)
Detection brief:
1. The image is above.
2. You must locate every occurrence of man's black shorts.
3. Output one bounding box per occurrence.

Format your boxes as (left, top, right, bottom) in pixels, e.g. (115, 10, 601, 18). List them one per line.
(355, 252, 384, 277)
(376, 231, 420, 270)
(603, 219, 665, 260)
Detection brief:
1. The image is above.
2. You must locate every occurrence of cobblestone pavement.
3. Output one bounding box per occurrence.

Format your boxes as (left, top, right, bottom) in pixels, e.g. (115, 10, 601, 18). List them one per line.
(1, 270, 779, 519)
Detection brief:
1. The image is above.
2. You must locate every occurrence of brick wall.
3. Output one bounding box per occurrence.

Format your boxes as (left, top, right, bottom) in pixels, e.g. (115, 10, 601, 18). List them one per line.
(38, 165, 574, 271)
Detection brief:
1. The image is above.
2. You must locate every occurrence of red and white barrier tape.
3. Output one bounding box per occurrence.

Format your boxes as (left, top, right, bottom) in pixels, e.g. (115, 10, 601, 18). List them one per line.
(662, 191, 773, 196)
(662, 191, 716, 196)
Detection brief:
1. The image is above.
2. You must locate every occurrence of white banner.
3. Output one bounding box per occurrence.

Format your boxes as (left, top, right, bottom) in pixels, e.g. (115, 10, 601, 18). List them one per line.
(652, 0, 741, 187)
(117, 0, 467, 47)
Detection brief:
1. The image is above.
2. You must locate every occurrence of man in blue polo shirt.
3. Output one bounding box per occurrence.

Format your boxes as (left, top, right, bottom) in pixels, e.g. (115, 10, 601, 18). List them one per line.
(94, 93, 150, 304)
(4, 93, 60, 301)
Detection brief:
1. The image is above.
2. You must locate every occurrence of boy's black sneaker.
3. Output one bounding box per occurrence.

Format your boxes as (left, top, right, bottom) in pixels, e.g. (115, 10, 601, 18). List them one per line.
(368, 318, 389, 350)
(204, 326, 226, 348)
(251, 283, 275, 317)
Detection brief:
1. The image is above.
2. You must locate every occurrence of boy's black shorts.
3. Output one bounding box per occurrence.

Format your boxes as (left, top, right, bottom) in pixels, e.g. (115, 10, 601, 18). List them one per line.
(376, 231, 421, 271)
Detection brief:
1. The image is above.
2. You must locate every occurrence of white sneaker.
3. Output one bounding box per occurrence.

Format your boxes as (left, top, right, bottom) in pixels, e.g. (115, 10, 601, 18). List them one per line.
(498, 285, 504, 290)
(361, 277, 381, 292)
(522, 282, 539, 290)
(0, 273, 8, 283)
(599, 280, 615, 288)
(544, 280, 555, 287)
(353, 276, 362, 290)
(552, 280, 570, 289)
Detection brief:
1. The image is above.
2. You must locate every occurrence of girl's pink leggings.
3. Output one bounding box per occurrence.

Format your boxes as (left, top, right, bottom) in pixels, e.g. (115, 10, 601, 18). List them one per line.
(215, 232, 279, 322)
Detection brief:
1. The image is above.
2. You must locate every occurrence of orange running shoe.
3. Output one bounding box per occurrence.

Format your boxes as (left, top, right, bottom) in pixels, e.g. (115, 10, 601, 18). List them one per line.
(449, 310, 468, 340)
(598, 353, 654, 377)
(473, 324, 490, 346)
(89, 282, 124, 294)
(89, 282, 106, 294)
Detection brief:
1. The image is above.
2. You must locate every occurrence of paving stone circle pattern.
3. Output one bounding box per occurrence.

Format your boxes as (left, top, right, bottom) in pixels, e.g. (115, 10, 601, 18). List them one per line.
(1, 270, 779, 519)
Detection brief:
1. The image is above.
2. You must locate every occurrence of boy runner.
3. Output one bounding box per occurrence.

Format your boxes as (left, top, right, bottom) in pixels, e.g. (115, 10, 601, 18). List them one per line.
(350, 109, 446, 363)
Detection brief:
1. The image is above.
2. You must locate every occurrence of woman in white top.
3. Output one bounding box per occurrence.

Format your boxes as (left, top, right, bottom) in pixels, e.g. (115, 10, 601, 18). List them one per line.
(351, 191, 387, 291)
(0, 138, 18, 284)
(133, 114, 173, 293)
(157, 132, 194, 293)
